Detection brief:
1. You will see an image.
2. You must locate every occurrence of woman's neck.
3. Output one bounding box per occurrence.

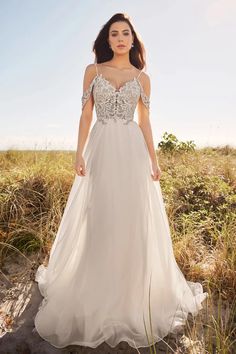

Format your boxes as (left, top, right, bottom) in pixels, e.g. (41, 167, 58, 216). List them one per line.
(105, 57, 133, 70)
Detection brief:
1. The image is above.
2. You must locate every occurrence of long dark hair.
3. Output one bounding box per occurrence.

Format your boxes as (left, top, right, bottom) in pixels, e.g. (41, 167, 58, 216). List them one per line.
(92, 13, 147, 70)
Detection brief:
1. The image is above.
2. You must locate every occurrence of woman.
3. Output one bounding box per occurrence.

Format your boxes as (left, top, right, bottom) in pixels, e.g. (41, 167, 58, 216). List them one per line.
(34, 12, 208, 349)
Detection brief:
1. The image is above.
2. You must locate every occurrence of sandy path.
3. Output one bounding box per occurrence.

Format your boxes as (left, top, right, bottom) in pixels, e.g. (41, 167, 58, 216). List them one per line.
(0, 255, 193, 354)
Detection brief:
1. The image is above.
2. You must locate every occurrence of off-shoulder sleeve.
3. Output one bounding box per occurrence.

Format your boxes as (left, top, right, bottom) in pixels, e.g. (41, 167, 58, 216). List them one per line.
(137, 78, 150, 111)
(81, 76, 97, 110)
(140, 87, 150, 110)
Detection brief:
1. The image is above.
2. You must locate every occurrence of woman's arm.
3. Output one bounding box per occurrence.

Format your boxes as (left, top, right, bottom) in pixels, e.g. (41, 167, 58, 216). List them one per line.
(137, 73, 161, 181)
(75, 64, 96, 176)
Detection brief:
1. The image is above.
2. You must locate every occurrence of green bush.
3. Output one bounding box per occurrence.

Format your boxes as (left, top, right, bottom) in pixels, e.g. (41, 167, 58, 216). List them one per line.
(158, 132, 196, 153)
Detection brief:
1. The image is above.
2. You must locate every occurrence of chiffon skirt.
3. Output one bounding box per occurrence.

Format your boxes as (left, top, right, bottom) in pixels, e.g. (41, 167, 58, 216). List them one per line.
(34, 119, 208, 349)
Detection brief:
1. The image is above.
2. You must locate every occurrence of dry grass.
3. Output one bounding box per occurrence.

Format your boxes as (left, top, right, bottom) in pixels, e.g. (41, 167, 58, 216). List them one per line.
(0, 147, 235, 353)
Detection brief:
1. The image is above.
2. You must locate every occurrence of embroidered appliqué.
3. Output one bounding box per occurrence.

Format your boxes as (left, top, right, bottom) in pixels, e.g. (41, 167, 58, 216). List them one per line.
(81, 74, 150, 125)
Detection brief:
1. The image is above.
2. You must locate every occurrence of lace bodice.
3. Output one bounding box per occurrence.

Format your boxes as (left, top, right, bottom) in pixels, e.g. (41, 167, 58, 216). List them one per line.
(81, 64, 150, 125)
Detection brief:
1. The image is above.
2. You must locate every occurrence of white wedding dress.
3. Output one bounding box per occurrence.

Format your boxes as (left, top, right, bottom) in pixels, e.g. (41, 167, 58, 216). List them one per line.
(34, 63, 208, 349)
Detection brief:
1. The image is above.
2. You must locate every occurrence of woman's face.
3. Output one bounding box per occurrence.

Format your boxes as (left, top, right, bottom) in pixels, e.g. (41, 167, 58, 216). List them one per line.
(108, 21, 134, 54)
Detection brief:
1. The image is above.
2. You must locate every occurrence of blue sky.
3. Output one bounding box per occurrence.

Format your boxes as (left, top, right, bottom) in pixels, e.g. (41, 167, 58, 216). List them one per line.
(0, 0, 235, 150)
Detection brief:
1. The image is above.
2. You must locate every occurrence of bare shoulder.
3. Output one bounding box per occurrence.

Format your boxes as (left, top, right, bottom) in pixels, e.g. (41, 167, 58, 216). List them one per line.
(139, 71, 151, 94)
(140, 71, 150, 84)
(84, 63, 97, 77)
(82, 63, 97, 87)
(82, 64, 97, 90)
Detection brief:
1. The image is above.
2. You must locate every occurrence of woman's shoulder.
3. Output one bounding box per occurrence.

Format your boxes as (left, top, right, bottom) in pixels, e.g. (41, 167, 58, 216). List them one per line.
(140, 71, 150, 80)
(82, 63, 98, 85)
(139, 70, 150, 92)
(84, 63, 97, 75)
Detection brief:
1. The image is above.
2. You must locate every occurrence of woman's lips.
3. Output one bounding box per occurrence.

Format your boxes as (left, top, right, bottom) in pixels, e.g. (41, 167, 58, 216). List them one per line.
(117, 45, 125, 48)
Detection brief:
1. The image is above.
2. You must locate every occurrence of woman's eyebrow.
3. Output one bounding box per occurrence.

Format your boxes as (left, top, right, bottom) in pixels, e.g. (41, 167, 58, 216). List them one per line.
(110, 29, 130, 33)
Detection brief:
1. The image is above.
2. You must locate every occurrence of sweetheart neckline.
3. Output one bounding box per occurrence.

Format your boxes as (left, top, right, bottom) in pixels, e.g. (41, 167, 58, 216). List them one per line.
(82, 73, 150, 111)
(96, 73, 139, 93)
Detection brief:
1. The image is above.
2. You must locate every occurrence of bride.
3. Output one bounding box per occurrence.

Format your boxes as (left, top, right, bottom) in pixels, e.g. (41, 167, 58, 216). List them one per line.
(34, 12, 208, 349)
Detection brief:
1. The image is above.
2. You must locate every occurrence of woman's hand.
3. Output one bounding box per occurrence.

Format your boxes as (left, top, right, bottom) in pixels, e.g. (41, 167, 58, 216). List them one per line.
(151, 160, 162, 181)
(74, 155, 86, 176)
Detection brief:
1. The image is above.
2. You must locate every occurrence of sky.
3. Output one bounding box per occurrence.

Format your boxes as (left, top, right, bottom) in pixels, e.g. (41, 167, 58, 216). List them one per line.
(0, 0, 235, 150)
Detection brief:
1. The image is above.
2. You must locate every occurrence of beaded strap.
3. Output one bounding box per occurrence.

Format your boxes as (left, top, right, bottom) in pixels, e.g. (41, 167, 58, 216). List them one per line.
(136, 71, 150, 110)
(81, 63, 99, 110)
(136, 77, 150, 110)
(81, 76, 97, 110)
(140, 88, 150, 110)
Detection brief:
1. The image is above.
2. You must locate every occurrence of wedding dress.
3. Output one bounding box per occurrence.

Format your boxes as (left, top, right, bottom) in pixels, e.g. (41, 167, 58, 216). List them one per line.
(34, 62, 208, 349)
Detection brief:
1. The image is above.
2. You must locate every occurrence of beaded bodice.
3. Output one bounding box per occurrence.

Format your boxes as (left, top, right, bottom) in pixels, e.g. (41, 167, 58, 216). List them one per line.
(81, 64, 150, 125)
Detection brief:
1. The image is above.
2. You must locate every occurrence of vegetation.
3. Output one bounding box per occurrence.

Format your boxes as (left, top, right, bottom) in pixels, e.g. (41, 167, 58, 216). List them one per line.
(158, 132, 196, 153)
(0, 140, 235, 353)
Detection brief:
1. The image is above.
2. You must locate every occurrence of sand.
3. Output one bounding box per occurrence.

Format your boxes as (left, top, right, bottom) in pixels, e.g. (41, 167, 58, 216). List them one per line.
(0, 254, 199, 354)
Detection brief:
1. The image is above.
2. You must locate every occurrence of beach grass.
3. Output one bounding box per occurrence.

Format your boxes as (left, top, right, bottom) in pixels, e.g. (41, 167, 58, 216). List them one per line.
(0, 147, 235, 352)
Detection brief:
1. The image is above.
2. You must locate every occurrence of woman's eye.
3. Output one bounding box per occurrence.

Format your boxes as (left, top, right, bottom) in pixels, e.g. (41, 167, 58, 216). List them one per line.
(111, 33, 130, 37)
